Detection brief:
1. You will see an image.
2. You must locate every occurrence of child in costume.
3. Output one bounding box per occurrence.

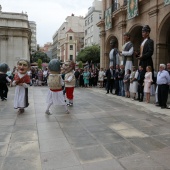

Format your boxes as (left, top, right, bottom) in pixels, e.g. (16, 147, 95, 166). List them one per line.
(0, 63, 11, 101)
(45, 59, 69, 115)
(12, 59, 30, 114)
(64, 60, 75, 106)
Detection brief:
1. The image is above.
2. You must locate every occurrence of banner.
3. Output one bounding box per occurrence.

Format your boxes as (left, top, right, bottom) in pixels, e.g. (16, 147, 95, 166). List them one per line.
(164, 0, 170, 6)
(105, 7, 112, 31)
(127, 0, 139, 20)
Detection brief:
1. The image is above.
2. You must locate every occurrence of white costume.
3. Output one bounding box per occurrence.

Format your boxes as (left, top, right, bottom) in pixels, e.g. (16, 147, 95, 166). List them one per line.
(130, 71, 139, 93)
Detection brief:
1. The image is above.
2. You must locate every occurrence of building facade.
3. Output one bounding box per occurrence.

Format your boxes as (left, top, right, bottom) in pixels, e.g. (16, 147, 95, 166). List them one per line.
(0, 5, 31, 69)
(97, 0, 170, 70)
(52, 15, 84, 62)
(29, 21, 37, 54)
(84, 0, 102, 47)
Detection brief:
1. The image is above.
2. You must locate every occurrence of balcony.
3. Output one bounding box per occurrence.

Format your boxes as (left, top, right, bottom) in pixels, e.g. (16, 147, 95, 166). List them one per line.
(112, 3, 120, 12)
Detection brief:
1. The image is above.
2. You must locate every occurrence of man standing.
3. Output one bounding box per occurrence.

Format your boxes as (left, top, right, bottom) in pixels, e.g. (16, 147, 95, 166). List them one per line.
(106, 66, 115, 94)
(137, 25, 154, 73)
(119, 32, 134, 74)
(74, 68, 80, 87)
(109, 39, 119, 68)
(156, 64, 170, 109)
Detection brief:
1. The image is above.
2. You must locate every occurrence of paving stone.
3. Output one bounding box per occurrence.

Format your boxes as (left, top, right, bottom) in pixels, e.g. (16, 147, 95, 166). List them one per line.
(59, 120, 83, 128)
(129, 137, 166, 152)
(74, 145, 112, 163)
(1, 155, 42, 170)
(67, 135, 98, 149)
(39, 138, 71, 152)
(98, 117, 119, 124)
(55, 115, 76, 122)
(0, 133, 11, 142)
(10, 131, 38, 142)
(153, 134, 170, 146)
(37, 122, 60, 131)
(7, 141, 39, 157)
(149, 147, 170, 169)
(12, 124, 37, 132)
(0, 157, 5, 167)
(0, 144, 8, 156)
(86, 124, 114, 133)
(119, 153, 165, 170)
(91, 131, 124, 144)
(15, 117, 36, 125)
(0, 119, 15, 126)
(109, 122, 134, 131)
(73, 113, 95, 119)
(38, 129, 65, 140)
(56, 166, 83, 170)
(90, 111, 112, 118)
(0, 125, 13, 133)
(140, 125, 170, 136)
(104, 141, 142, 158)
(117, 128, 148, 138)
(83, 159, 125, 170)
(79, 119, 104, 127)
(41, 150, 80, 169)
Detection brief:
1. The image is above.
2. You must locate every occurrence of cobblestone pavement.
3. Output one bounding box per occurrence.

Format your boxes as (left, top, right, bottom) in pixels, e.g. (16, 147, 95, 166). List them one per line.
(0, 86, 170, 170)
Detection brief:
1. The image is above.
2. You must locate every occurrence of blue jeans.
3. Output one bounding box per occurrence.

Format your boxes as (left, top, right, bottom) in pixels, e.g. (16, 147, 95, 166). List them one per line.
(119, 80, 125, 96)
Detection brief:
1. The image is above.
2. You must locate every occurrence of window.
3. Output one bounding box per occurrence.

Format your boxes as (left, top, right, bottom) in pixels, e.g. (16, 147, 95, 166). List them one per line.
(99, 14, 102, 19)
(91, 15, 93, 22)
(70, 45, 73, 50)
(85, 20, 87, 26)
(91, 36, 93, 43)
(91, 25, 93, 32)
(85, 30, 87, 35)
(70, 55, 73, 60)
(69, 36, 72, 40)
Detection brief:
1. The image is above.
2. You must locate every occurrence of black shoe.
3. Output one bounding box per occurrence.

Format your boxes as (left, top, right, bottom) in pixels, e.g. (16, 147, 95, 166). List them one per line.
(106, 92, 109, 94)
(139, 100, 143, 102)
(161, 106, 166, 109)
(156, 104, 161, 107)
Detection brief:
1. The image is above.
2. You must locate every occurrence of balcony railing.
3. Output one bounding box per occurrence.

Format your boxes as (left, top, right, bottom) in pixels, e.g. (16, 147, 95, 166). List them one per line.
(112, 3, 120, 12)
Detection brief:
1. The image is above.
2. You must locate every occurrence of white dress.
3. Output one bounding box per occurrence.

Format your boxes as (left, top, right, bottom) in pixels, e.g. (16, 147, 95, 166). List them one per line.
(98, 71, 105, 81)
(130, 71, 139, 93)
(46, 76, 66, 105)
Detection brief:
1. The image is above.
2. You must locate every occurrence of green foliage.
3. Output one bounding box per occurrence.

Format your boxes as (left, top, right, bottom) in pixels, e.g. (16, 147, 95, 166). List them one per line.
(31, 51, 50, 63)
(38, 59, 42, 69)
(76, 45, 100, 64)
(78, 61, 83, 68)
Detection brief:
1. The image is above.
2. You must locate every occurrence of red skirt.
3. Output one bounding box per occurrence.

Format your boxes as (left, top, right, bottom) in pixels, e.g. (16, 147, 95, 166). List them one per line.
(65, 87, 74, 100)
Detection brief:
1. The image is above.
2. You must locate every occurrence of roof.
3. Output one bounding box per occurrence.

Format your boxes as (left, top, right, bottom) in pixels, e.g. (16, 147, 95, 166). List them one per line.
(66, 28, 74, 33)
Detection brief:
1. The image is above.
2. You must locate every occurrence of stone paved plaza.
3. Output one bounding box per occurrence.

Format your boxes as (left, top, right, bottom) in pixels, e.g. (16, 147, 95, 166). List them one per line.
(0, 86, 170, 170)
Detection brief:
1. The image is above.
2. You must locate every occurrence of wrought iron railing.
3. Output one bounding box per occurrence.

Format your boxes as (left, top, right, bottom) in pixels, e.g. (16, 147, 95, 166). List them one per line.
(112, 3, 120, 12)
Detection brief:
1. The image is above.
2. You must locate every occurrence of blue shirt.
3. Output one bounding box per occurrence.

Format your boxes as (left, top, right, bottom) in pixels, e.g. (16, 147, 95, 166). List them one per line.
(157, 70, 170, 85)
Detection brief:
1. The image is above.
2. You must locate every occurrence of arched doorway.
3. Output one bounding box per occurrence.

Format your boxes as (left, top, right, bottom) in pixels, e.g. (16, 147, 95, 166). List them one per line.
(129, 25, 143, 67)
(157, 14, 170, 69)
(105, 35, 118, 68)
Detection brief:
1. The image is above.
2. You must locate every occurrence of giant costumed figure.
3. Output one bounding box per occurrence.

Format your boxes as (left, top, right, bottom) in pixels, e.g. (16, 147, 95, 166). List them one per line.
(12, 59, 30, 114)
(45, 59, 69, 115)
(64, 60, 75, 106)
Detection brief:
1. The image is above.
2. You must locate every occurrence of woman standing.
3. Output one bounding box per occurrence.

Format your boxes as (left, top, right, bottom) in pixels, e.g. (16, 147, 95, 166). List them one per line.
(83, 68, 90, 87)
(144, 66, 153, 103)
(123, 69, 131, 98)
(98, 68, 105, 88)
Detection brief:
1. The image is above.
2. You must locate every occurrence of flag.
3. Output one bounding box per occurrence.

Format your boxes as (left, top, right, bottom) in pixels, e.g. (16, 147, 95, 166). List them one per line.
(127, 0, 139, 20)
(105, 7, 112, 31)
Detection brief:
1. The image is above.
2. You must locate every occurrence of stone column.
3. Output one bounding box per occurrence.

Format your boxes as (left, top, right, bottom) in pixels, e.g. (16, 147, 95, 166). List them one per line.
(99, 30, 106, 68)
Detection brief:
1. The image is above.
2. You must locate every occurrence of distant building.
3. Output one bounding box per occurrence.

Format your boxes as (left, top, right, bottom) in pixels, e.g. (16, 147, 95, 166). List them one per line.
(0, 5, 31, 69)
(52, 15, 84, 62)
(84, 0, 102, 47)
(29, 21, 37, 54)
(40, 42, 53, 59)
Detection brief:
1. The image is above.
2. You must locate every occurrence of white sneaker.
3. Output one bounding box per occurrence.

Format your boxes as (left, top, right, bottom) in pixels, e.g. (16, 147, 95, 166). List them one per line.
(45, 110, 52, 115)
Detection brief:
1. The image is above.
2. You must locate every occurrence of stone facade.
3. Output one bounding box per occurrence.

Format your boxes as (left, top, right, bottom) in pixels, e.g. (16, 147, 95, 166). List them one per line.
(0, 7, 31, 70)
(52, 15, 84, 62)
(29, 21, 37, 54)
(97, 0, 170, 71)
(84, 0, 102, 47)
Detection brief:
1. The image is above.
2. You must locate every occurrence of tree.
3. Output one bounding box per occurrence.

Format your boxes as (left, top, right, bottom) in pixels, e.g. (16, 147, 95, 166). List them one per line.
(38, 59, 42, 69)
(78, 61, 83, 69)
(76, 45, 100, 64)
(31, 51, 50, 63)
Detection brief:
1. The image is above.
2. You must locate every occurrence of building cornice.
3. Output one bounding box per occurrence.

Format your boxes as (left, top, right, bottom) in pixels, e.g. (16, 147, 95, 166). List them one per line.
(96, 19, 105, 27)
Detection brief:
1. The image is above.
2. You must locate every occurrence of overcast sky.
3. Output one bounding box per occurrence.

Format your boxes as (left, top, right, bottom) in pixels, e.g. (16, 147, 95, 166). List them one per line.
(1, 0, 93, 46)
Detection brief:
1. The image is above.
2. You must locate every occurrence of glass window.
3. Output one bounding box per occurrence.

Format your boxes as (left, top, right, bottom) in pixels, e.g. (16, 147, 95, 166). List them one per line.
(69, 36, 72, 40)
(70, 45, 73, 50)
(70, 55, 73, 60)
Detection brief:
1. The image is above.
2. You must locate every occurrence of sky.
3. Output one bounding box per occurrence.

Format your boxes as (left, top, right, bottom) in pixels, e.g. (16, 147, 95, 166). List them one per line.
(0, 0, 93, 46)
